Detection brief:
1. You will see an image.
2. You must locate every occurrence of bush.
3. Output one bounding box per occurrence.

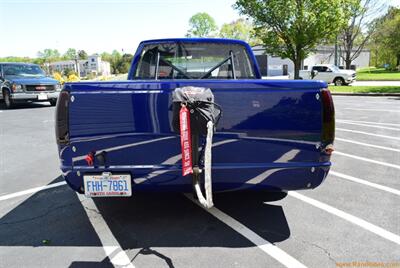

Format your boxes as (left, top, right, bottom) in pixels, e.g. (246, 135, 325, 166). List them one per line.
(67, 74, 80, 82)
(52, 72, 65, 84)
(86, 73, 96, 80)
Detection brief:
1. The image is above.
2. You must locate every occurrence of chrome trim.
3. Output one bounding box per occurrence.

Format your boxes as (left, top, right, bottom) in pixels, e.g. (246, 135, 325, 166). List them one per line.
(11, 92, 60, 100)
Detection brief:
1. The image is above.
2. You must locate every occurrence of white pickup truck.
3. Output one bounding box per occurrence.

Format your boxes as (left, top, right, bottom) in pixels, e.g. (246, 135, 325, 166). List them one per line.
(293, 64, 356, 86)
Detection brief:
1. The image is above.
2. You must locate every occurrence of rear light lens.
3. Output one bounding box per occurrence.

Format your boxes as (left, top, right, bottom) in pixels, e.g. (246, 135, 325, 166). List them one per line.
(321, 88, 335, 146)
(55, 91, 70, 145)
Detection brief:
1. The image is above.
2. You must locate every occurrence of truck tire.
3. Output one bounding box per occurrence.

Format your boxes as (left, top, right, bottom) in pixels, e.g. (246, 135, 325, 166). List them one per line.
(334, 77, 345, 86)
(49, 99, 57, 106)
(3, 90, 14, 109)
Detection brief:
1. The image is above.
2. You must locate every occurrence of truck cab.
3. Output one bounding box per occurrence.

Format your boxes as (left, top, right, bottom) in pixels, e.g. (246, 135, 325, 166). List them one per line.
(0, 62, 61, 108)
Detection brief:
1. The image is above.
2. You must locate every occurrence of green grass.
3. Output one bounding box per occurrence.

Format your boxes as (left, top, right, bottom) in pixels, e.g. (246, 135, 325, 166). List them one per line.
(356, 67, 400, 81)
(329, 85, 400, 93)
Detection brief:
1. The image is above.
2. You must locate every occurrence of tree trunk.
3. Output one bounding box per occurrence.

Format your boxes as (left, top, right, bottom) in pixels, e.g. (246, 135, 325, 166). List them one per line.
(396, 54, 400, 67)
(293, 57, 302, 79)
(345, 50, 352, 69)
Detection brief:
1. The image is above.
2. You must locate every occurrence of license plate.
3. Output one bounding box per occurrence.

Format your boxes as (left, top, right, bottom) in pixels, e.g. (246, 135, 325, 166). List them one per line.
(38, 93, 48, 100)
(83, 172, 132, 197)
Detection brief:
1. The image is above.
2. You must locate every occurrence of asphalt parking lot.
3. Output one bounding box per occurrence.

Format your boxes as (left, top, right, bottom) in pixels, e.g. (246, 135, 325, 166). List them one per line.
(0, 96, 399, 268)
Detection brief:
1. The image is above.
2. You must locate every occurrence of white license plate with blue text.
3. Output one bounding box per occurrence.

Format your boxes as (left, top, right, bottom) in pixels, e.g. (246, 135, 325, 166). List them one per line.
(83, 173, 132, 197)
(38, 93, 48, 100)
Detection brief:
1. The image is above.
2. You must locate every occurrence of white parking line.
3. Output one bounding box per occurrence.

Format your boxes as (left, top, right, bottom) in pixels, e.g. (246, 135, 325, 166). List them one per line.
(336, 121, 400, 131)
(0, 181, 67, 201)
(336, 128, 400, 141)
(185, 194, 308, 268)
(336, 119, 400, 127)
(344, 108, 400, 113)
(77, 194, 135, 268)
(334, 151, 400, 170)
(288, 192, 400, 245)
(335, 138, 400, 152)
(330, 171, 400, 196)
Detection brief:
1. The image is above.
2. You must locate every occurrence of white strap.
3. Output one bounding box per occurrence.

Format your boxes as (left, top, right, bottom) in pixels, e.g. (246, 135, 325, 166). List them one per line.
(193, 121, 214, 209)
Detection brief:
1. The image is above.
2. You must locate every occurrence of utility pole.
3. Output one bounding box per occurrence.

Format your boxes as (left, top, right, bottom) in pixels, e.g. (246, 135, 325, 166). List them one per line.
(334, 35, 338, 66)
(74, 54, 80, 78)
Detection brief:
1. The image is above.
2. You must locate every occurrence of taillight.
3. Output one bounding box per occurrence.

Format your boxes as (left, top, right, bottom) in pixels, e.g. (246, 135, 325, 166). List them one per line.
(321, 88, 335, 148)
(55, 91, 70, 145)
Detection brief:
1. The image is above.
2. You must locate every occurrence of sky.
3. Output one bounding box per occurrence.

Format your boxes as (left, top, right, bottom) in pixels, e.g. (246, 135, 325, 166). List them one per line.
(1, 0, 399, 58)
(0, 0, 240, 57)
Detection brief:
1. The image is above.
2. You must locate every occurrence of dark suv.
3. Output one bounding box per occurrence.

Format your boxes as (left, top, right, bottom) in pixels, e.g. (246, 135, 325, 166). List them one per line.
(0, 62, 61, 108)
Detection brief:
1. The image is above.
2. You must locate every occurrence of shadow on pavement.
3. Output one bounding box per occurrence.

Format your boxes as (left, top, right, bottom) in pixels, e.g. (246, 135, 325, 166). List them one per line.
(0, 101, 52, 110)
(0, 177, 290, 267)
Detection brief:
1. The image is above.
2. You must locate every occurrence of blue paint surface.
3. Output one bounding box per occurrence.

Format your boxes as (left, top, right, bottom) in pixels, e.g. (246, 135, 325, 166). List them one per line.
(58, 38, 332, 193)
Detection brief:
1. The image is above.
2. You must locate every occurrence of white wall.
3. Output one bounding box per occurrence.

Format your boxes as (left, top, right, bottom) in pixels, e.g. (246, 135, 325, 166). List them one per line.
(253, 45, 371, 76)
(304, 49, 370, 69)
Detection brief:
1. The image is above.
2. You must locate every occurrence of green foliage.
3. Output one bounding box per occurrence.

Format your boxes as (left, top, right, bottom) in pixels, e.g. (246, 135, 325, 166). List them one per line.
(37, 49, 61, 63)
(77, 50, 88, 60)
(356, 67, 400, 81)
(369, 7, 400, 68)
(219, 18, 261, 45)
(63, 48, 77, 60)
(338, 0, 378, 69)
(0, 56, 34, 63)
(186, 12, 218, 37)
(63, 68, 76, 77)
(106, 50, 133, 74)
(234, 0, 348, 78)
(329, 85, 400, 93)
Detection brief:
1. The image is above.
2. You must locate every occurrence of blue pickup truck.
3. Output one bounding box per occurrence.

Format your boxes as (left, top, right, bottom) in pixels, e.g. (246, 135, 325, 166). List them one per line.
(56, 38, 334, 205)
(0, 62, 61, 108)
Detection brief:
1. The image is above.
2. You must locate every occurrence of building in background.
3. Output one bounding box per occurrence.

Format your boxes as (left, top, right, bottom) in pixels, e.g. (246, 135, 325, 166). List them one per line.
(253, 45, 370, 77)
(49, 54, 111, 77)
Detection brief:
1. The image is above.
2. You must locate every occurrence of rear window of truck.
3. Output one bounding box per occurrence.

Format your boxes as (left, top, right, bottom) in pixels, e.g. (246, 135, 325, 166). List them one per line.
(133, 42, 256, 80)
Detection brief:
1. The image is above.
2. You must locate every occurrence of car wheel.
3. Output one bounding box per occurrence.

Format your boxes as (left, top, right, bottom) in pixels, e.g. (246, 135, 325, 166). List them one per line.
(49, 99, 57, 106)
(3, 90, 14, 109)
(334, 77, 345, 86)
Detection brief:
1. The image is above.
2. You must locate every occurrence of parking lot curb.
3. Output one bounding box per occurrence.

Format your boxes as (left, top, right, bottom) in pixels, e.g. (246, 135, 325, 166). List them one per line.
(331, 92, 400, 96)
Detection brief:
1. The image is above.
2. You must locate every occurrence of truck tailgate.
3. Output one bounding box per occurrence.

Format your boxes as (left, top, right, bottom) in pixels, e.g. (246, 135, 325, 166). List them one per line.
(60, 80, 331, 191)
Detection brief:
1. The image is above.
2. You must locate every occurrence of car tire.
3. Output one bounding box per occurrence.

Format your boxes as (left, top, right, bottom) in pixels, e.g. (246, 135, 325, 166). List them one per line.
(334, 77, 345, 86)
(49, 99, 57, 106)
(3, 90, 14, 109)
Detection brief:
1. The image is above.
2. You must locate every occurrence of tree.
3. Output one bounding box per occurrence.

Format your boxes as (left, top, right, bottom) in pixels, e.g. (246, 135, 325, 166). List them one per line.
(77, 50, 88, 60)
(63, 48, 77, 60)
(109, 50, 122, 74)
(119, 53, 133, 73)
(219, 18, 261, 45)
(186, 12, 218, 37)
(100, 52, 112, 63)
(37, 49, 61, 63)
(234, 0, 348, 79)
(369, 7, 400, 68)
(338, 0, 385, 69)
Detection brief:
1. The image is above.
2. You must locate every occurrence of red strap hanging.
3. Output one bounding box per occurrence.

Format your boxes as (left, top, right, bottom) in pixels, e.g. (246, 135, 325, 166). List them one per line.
(85, 152, 94, 166)
(179, 104, 193, 176)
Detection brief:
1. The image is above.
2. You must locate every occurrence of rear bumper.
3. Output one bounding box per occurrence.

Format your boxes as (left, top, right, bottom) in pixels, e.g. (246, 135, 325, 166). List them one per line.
(11, 91, 60, 101)
(61, 163, 331, 194)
